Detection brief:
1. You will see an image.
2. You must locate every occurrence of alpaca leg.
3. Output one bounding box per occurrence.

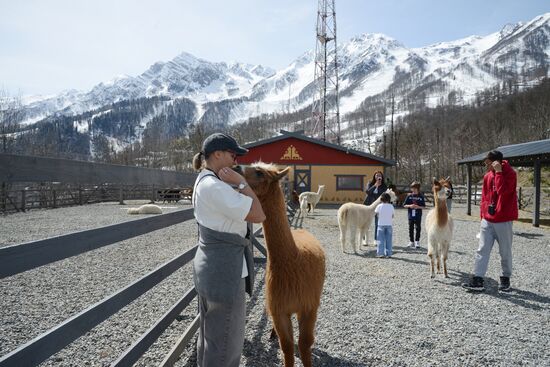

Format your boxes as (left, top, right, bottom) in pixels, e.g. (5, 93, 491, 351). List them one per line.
(436, 253, 441, 274)
(339, 222, 347, 253)
(443, 243, 449, 278)
(350, 226, 357, 253)
(429, 254, 435, 278)
(297, 309, 318, 367)
(427, 242, 435, 278)
(272, 313, 294, 367)
(359, 226, 366, 247)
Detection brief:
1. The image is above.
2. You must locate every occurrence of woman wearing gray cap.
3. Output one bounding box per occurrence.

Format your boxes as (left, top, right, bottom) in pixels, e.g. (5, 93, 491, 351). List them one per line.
(191, 133, 265, 367)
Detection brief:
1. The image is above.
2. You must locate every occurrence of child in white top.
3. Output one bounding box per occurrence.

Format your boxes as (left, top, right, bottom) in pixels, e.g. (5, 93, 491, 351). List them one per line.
(374, 193, 395, 258)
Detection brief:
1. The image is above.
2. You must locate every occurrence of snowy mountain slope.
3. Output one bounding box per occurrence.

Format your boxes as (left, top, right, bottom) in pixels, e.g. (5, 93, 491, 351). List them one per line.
(20, 13, 550, 132)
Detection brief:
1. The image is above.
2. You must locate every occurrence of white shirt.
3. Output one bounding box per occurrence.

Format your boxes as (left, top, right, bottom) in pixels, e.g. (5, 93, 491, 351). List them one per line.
(375, 203, 394, 226)
(193, 169, 253, 277)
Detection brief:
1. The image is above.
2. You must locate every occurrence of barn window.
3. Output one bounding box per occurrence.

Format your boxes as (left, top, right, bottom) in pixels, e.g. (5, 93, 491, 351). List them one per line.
(335, 175, 364, 190)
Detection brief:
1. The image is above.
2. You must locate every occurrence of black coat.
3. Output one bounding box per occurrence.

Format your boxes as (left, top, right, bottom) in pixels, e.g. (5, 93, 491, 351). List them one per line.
(363, 183, 387, 205)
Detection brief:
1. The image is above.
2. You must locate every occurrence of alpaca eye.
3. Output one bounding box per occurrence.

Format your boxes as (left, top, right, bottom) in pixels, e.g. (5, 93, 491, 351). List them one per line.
(255, 170, 264, 178)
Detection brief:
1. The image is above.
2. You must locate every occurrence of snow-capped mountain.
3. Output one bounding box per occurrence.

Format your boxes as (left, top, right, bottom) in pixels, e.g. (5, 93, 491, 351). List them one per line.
(20, 12, 550, 135)
(22, 52, 275, 124)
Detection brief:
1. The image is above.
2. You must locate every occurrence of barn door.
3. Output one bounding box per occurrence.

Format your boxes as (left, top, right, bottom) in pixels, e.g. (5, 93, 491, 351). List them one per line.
(294, 170, 311, 194)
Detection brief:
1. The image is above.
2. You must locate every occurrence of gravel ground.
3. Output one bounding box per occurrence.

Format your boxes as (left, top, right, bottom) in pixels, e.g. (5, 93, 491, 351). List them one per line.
(1, 201, 549, 367)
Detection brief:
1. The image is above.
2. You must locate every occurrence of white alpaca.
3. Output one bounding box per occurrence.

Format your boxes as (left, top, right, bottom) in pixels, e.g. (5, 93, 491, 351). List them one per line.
(298, 185, 325, 217)
(425, 178, 453, 278)
(127, 204, 163, 215)
(337, 188, 396, 253)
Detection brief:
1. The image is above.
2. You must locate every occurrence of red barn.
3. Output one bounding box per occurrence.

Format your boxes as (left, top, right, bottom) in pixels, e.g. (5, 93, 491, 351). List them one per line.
(237, 130, 395, 203)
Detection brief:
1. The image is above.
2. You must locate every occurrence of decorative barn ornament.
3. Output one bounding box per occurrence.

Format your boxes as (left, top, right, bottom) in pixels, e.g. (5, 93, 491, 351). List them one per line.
(280, 145, 303, 160)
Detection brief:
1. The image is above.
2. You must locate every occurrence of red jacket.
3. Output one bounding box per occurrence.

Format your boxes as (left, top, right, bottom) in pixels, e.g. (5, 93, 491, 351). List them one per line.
(480, 160, 518, 223)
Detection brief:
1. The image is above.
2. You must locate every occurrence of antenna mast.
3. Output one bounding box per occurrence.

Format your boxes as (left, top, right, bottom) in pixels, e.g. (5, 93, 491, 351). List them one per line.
(311, 0, 340, 143)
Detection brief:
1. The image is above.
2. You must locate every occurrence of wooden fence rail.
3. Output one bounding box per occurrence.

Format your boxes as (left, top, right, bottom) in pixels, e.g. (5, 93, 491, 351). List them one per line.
(0, 184, 193, 214)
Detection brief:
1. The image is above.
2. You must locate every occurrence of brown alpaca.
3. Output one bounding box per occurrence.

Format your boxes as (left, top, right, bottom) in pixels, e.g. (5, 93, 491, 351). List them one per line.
(242, 162, 326, 367)
(425, 177, 454, 278)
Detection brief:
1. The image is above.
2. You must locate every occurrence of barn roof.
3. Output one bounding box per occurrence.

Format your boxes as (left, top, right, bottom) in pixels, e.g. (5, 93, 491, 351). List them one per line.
(457, 139, 550, 166)
(243, 130, 395, 166)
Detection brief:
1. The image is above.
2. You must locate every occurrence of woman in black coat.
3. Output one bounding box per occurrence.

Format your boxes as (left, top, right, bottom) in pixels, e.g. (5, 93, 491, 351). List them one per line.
(364, 171, 387, 244)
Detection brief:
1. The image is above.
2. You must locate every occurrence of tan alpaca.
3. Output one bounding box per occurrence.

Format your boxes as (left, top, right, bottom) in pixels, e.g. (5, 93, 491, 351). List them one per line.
(242, 163, 325, 367)
(126, 204, 163, 215)
(298, 185, 325, 217)
(337, 188, 396, 253)
(425, 178, 453, 278)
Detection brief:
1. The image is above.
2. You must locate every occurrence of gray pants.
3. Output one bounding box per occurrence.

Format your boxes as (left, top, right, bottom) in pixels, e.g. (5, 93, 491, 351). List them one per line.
(197, 279, 246, 367)
(474, 219, 513, 278)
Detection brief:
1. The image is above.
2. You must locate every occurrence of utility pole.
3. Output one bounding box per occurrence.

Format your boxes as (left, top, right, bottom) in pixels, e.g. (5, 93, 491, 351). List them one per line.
(311, 0, 340, 144)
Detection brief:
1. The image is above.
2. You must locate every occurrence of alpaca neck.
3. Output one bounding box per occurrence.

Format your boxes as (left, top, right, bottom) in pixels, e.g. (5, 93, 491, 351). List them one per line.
(367, 195, 383, 210)
(260, 186, 298, 260)
(434, 196, 448, 227)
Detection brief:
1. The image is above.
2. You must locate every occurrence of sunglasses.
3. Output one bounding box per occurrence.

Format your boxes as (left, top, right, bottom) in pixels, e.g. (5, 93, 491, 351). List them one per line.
(225, 150, 237, 160)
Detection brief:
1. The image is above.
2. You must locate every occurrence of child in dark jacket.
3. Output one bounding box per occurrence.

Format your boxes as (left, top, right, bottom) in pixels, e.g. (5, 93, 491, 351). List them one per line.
(403, 181, 426, 248)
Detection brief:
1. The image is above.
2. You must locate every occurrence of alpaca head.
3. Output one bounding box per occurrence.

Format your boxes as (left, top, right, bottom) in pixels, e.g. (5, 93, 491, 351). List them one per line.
(385, 188, 397, 203)
(432, 177, 452, 200)
(241, 162, 290, 200)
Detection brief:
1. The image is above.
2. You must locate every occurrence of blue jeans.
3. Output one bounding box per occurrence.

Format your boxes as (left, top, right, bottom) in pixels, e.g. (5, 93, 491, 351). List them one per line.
(373, 216, 379, 240)
(377, 225, 393, 256)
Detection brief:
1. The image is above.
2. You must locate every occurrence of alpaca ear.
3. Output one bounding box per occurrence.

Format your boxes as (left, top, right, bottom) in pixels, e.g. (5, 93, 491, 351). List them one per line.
(276, 167, 290, 180)
(432, 177, 438, 185)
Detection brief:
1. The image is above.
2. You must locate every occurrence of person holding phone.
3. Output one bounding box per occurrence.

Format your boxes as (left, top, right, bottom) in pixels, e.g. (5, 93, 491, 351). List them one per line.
(462, 150, 518, 293)
(364, 171, 387, 246)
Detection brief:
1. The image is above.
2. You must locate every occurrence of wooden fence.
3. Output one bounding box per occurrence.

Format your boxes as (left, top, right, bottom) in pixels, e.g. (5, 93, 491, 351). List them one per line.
(0, 153, 272, 366)
(0, 183, 194, 214)
(0, 154, 197, 214)
(0, 208, 268, 366)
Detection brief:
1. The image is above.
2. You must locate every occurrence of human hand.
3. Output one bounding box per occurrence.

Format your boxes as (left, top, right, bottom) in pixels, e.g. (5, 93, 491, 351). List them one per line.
(218, 166, 245, 186)
(492, 161, 502, 173)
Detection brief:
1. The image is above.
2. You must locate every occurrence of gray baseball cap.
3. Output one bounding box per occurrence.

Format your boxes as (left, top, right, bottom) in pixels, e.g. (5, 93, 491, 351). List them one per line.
(202, 133, 248, 156)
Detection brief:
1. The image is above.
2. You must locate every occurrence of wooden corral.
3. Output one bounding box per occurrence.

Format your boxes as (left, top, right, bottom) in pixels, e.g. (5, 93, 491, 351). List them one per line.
(0, 154, 195, 213)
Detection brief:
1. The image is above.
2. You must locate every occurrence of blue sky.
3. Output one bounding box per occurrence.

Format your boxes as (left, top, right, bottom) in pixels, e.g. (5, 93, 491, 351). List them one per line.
(0, 0, 548, 96)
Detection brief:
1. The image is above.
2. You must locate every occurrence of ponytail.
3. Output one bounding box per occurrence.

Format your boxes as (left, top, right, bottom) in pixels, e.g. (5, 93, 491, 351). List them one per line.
(192, 152, 204, 171)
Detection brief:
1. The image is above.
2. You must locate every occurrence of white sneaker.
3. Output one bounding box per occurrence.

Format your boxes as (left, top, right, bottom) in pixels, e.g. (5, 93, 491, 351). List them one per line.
(408, 241, 414, 248)
(414, 241, 420, 248)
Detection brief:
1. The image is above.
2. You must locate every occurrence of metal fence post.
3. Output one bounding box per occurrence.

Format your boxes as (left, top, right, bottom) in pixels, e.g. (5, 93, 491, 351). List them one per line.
(119, 185, 125, 205)
(52, 189, 57, 208)
(1, 182, 6, 214)
(21, 190, 26, 212)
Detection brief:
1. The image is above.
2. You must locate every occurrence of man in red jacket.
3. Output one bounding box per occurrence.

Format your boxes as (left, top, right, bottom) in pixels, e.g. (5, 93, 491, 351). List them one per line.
(463, 150, 518, 292)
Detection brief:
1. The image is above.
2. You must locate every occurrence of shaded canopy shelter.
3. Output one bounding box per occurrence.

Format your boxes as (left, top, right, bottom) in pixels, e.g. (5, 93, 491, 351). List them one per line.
(457, 139, 550, 227)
